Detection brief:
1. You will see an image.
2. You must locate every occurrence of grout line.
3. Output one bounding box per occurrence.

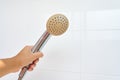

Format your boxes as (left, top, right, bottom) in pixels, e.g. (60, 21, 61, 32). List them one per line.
(81, 72, 120, 77)
(85, 28, 120, 31)
(38, 68, 81, 74)
(68, 28, 120, 31)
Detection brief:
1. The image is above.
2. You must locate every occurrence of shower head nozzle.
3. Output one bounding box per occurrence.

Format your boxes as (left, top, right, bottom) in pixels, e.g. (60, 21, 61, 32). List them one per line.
(46, 14, 69, 36)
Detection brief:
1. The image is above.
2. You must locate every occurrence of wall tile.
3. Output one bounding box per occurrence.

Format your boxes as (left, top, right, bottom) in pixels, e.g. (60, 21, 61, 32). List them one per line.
(81, 40, 120, 75)
(86, 10, 120, 30)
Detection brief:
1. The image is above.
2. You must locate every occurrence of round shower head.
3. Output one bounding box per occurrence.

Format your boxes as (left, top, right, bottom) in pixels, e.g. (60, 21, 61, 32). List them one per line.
(46, 14, 69, 36)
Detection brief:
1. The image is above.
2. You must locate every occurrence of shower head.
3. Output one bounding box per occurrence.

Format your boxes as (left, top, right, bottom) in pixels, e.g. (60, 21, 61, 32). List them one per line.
(46, 14, 69, 36)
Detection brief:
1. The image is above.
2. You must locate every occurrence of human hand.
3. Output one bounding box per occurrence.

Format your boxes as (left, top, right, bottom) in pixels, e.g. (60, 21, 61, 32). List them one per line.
(0, 46, 43, 77)
(13, 46, 43, 72)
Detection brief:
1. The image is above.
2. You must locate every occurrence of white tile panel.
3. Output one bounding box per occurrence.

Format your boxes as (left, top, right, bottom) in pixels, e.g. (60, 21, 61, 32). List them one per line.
(84, 30, 120, 40)
(81, 40, 120, 75)
(86, 10, 120, 30)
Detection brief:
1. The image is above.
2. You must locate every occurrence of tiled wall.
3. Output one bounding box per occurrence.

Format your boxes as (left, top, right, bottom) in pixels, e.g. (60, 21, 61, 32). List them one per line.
(0, 0, 120, 80)
(81, 10, 120, 80)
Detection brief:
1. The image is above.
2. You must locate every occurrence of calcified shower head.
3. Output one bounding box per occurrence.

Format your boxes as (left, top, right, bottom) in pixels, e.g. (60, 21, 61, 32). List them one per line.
(46, 14, 69, 36)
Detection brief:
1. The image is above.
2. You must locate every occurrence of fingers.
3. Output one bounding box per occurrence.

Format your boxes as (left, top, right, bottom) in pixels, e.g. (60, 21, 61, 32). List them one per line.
(23, 46, 44, 71)
(28, 64, 35, 71)
(28, 58, 40, 71)
(28, 59, 39, 71)
(33, 58, 39, 64)
(32, 52, 43, 60)
(26, 46, 44, 58)
(28, 52, 43, 71)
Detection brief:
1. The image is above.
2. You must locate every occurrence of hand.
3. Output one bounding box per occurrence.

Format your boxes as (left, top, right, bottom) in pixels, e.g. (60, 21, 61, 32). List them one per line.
(0, 46, 43, 77)
(13, 46, 43, 72)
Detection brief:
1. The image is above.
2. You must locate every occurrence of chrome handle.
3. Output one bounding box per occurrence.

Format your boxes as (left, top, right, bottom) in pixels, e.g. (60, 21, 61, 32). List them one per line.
(18, 31, 50, 80)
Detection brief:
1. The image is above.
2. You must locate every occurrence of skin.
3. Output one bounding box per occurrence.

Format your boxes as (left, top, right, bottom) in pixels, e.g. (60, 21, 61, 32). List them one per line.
(0, 46, 43, 77)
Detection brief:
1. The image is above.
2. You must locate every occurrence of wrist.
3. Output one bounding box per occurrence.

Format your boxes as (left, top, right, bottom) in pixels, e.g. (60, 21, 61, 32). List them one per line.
(11, 56, 22, 72)
(0, 57, 20, 77)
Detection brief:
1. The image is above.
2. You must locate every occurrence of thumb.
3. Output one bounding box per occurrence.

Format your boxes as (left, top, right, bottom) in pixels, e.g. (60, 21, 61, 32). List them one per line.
(32, 52, 43, 60)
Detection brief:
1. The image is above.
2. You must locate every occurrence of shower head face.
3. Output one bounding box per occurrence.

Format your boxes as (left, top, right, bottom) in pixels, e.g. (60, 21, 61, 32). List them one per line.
(46, 14, 69, 36)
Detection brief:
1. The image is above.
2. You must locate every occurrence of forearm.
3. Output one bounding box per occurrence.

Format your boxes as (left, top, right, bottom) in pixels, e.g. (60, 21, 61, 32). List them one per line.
(0, 57, 19, 77)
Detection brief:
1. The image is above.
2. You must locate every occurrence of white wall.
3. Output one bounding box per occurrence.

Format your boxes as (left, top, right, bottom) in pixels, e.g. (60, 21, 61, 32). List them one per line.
(0, 0, 120, 80)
